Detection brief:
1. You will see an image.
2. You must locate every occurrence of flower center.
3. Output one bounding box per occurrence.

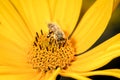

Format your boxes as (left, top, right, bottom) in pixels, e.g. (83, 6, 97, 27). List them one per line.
(27, 23, 75, 72)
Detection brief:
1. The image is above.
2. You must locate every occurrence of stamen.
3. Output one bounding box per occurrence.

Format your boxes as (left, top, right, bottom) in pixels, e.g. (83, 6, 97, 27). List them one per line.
(52, 48, 54, 53)
(59, 43, 61, 49)
(39, 45, 42, 50)
(63, 41, 66, 47)
(46, 47, 48, 51)
(34, 42, 37, 46)
(40, 30, 43, 35)
(27, 28, 75, 72)
(48, 67, 50, 70)
(36, 32, 39, 38)
(35, 37, 38, 42)
(49, 41, 52, 45)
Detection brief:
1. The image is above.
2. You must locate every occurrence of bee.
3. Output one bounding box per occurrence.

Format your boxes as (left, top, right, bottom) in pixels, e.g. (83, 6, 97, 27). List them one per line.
(47, 23, 65, 41)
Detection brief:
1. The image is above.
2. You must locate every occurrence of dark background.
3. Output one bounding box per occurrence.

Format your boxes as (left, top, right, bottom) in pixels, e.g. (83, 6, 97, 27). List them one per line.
(58, 0, 120, 80)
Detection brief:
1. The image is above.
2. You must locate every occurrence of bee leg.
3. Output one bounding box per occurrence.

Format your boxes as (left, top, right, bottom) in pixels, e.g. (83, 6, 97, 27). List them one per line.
(47, 31, 53, 38)
(47, 34, 50, 38)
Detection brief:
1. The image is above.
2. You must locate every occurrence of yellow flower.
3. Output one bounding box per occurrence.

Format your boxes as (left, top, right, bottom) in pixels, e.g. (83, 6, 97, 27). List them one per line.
(0, 0, 120, 80)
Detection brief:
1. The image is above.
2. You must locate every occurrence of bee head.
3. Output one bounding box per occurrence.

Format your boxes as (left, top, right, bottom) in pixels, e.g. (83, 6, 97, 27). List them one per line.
(48, 23, 57, 32)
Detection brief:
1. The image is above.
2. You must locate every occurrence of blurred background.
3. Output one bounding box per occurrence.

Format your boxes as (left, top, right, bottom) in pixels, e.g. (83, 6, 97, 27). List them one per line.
(58, 0, 120, 80)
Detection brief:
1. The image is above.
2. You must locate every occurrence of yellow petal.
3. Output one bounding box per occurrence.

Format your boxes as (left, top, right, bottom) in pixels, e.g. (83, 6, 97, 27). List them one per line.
(32, 68, 60, 80)
(0, 28, 30, 66)
(80, 69, 120, 79)
(31, 72, 45, 80)
(48, 0, 82, 37)
(0, 0, 32, 41)
(31, 68, 60, 80)
(0, 37, 31, 68)
(0, 66, 35, 74)
(0, 50, 28, 68)
(71, 0, 113, 53)
(10, 0, 50, 34)
(67, 34, 120, 72)
(0, 37, 27, 66)
(0, 73, 37, 80)
(60, 71, 92, 80)
(0, 27, 28, 50)
(48, 68, 60, 80)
